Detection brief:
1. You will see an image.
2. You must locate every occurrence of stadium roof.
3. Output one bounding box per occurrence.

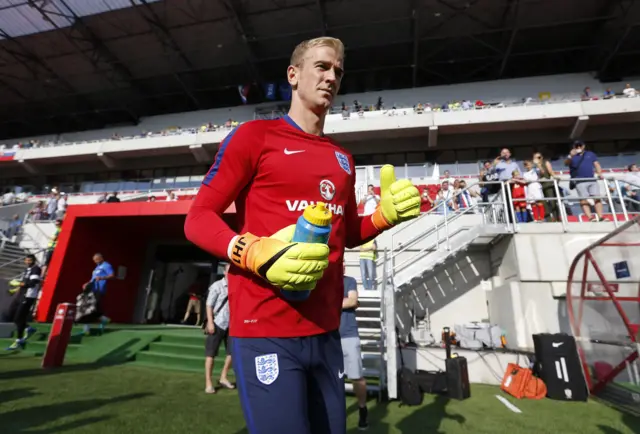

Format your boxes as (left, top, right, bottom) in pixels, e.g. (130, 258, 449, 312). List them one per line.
(0, 0, 639, 139)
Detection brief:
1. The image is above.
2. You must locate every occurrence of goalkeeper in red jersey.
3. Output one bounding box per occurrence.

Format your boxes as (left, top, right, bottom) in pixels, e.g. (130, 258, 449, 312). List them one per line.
(185, 36, 421, 434)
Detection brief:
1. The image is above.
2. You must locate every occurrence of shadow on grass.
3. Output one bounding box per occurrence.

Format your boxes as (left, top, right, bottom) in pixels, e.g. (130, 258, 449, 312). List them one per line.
(0, 387, 39, 405)
(0, 338, 141, 380)
(395, 394, 466, 434)
(598, 410, 640, 434)
(1, 392, 150, 434)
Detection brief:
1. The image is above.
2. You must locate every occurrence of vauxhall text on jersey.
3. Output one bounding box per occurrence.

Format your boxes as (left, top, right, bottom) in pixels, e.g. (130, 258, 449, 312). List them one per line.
(185, 115, 380, 338)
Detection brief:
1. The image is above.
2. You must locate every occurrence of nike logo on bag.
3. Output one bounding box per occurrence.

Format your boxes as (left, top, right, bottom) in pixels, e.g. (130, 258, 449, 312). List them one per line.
(284, 149, 305, 155)
(338, 370, 345, 379)
(552, 342, 564, 348)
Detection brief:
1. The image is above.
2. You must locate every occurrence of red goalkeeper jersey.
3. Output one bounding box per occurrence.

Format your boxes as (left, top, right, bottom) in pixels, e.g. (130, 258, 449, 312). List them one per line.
(185, 115, 380, 338)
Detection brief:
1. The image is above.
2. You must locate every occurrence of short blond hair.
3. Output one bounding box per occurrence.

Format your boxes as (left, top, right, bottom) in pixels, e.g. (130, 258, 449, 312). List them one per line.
(290, 37, 345, 67)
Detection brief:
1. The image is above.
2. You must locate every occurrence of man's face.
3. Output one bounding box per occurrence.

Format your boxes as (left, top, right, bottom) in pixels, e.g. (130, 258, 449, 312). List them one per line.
(442, 182, 449, 190)
(500, 148, 511, 160)
(444, 170, 450, 177)
(574, 144, 585, 154)
(288, 45, 343, 114)
(93, 255, 102, 265)
(631, 164, 638, 172)
(484, 162, 491, 169)
(367, 185, 374, 194)
(25, 257, 34, 267)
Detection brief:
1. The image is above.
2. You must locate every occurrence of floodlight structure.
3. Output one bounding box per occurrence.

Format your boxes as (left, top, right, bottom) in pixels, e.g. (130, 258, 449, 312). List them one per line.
(567, 215, 640, 403)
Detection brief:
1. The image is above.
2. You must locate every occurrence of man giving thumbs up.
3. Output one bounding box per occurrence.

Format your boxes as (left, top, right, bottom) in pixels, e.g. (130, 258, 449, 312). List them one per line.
(371, 164, 422, 231)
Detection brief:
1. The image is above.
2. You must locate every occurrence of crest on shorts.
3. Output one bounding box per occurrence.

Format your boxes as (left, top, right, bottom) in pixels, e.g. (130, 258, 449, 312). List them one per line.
(335, 151, 352, 175)
(255, 353, 279, 385)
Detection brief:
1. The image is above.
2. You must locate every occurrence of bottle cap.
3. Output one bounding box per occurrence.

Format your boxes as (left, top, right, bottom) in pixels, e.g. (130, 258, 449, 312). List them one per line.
(303, 202, 333, 226)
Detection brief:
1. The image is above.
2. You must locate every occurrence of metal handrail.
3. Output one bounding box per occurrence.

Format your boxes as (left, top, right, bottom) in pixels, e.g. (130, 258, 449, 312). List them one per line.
(0, 247, 47, 270)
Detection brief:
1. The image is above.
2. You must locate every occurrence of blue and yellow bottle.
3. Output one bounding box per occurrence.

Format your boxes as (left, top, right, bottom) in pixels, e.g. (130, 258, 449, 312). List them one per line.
(281, 202, 333, 302)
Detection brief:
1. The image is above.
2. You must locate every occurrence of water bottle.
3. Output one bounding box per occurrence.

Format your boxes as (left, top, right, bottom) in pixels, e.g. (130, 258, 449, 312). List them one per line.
(281, 202, 333, 302)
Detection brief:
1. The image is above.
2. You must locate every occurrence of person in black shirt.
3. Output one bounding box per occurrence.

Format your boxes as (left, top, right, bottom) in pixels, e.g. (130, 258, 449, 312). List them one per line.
(106, 192, 120, 203)
(480, 160, 500, 203)
(6, 254, 41, 351)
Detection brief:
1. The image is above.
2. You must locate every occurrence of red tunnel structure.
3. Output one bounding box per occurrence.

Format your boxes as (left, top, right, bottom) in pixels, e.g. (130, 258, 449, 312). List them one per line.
(36, 201, 236, 323)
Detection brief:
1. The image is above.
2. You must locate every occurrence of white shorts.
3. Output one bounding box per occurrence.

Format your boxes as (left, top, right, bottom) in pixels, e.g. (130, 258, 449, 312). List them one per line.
(341, 336, 363, 380)
(526, 183, 544, 202)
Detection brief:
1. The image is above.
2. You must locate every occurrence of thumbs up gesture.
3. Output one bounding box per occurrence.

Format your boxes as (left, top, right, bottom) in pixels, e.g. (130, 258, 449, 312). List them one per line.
(371, 165, 421, 231)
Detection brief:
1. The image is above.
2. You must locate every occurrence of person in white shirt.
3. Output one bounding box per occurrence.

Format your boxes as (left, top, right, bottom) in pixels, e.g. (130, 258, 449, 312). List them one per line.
(523, 160, 545, 222)
(46, 193, 58, 220)
(360, 184, 379, 216)
(623, 83, 637, 98)
(166, 192, 178, 202)
(2, 189, 15, 206)
(435, 180, 456, 214)
(623, 164, 640, 212)
(56, 193, 67, 219)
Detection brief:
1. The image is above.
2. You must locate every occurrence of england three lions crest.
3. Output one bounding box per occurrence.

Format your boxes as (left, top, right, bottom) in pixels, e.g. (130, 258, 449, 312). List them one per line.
(255, 353, 279, 385)
(335, 151, 351, 175)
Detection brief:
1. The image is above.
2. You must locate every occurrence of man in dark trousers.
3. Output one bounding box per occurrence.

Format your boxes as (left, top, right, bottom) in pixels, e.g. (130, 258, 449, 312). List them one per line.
(6, 254, 41, 350)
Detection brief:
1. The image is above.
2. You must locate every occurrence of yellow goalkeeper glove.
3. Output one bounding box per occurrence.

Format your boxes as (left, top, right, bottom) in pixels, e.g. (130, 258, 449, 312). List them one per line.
(371, 164, 421, 231)
(8, 280, 21, 295)
(229, 225, 330, 291)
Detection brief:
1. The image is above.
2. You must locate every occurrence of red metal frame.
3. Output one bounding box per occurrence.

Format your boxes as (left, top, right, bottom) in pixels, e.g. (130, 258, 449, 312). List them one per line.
(566, 215, 640, 395)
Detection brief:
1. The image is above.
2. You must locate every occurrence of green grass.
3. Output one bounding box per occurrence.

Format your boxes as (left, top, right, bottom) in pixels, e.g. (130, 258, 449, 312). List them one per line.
(1, 357, 640, 434)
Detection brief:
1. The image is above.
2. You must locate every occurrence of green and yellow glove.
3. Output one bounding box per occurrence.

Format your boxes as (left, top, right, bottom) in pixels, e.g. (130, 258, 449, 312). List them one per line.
(229, 225, 330, 292)
(8, 279, 21, 295)
(371, 164, 421, 231)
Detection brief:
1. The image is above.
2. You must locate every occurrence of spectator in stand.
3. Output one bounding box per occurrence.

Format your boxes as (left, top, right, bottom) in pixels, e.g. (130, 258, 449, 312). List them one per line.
(565, 141, 605, 222)
(341, 102, 349, 120)
(582, 87, 594, 101)
(623, 164, 639, 212)
(603, 88, 615, 99)
(106, 192, 120, 203)
(6, 214, 22, 238)
(46, 193, 57, 220)
(97, 193, 107, 204)
(455, 179, 479, 212)
(442, 170, 454, 184)
(42, 218, 63, 278)
(359, 239, 377, 291)
(360, 184, 380, 216)
(166, 192, 178, 202)
(2, 189, 16, 206)
(523, 161, 545, 222)
(147, 195, 156, 202)
(480, 160, 500, 204)
(509, 170, 528, 222)
(56, 193, 67, 220)
(495, 148, 522, 222)
(421, 188, 434, 211)
(29, 201, 45, 221)
(435, 180, 457, 214)
(623, 83, 637, 98)
(533, 152, 560, 221)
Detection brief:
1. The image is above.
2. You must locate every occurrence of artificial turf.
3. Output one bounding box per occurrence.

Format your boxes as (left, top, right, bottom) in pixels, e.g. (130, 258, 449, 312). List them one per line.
(1, 356, 640, 434)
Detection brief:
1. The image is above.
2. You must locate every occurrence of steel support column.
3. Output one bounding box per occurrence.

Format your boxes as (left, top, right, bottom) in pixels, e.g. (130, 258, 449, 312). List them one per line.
(497, 0, 520, 78)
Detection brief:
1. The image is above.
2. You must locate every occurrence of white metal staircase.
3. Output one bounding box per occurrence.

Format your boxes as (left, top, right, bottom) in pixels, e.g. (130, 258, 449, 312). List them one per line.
(0, 238, 29, 280)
